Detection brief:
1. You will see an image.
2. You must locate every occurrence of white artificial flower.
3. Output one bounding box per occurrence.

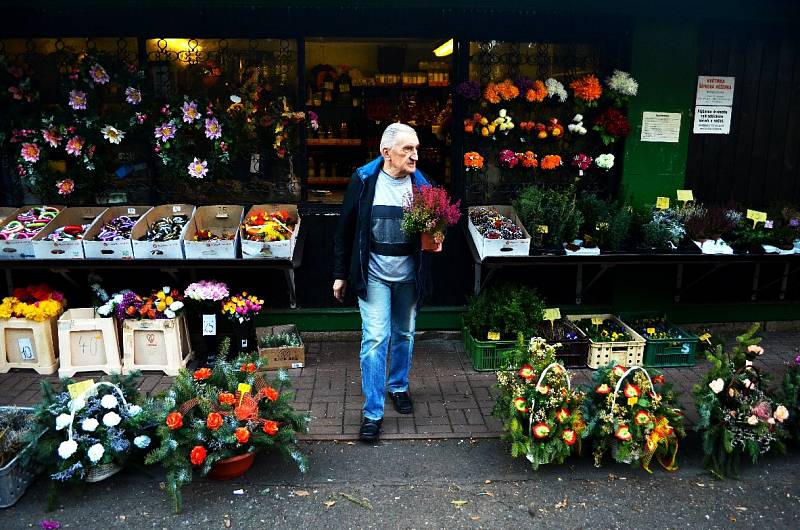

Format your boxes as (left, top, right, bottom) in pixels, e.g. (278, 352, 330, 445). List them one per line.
(102, 411, 121, 427)
(57, 440, 78, 459)
(595, 154, 615, 169)
(71, 397, 86, 411)
(134, 435, 151, 449)
(100, 125, 125, 144)
(127, 404, 142, 416)
(774, 405, 789, 422)
(81, 418, 99, 432)
(101, 394, 119, 409)
(163, 286, 171, 294)
(606, 69, 639, 97)
(230, 94, 242, 103)
(169, 301, 184, 311)
(55, 413, 72, 431)
(97, 303, 112, 317)
(498, 108, 507, 118)
(747, 415, 759, 426)
(87, 443, 105, 463)
(745, 360, 753, 367)
(708, 378, 725, 394)
(164, 309, 176, 319)
(545, 78, 567, 102)
(112, 293, 124, 303)
(768, 418, 776, 425)
(573, 114, 583, 122)
(742, 378, 755, 390)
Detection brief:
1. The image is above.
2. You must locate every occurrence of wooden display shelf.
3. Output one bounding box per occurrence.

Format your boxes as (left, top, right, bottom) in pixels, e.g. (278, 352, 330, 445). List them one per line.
(306, 138, 362, 146)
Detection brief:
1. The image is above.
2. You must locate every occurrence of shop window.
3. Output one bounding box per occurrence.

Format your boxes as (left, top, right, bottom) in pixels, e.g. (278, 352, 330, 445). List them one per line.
(303, 38, 453, 204)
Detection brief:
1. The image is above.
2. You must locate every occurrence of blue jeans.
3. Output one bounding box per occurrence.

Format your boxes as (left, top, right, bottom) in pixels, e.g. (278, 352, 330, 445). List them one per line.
(358, 276, 417, 421)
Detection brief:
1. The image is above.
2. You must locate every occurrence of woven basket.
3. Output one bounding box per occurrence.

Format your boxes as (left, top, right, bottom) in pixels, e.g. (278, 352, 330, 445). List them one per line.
(85, 462, 122, 483)
(526, 362, 573, 464)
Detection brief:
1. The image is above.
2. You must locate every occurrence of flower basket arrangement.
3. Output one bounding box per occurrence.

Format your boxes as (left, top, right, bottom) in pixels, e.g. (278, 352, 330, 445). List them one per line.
(0, 406, 39, 508)
(145, 339, 309, 512)
(401, 185, 461, 253)
(584, 364, 685, 472)
(693, 325, 790, 478)
(494, 338, 586, 469)
(23, 373, 155, 507)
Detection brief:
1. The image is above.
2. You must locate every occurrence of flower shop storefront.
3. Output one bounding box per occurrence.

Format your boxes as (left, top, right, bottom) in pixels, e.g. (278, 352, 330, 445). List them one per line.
(1, 1, 800, 332)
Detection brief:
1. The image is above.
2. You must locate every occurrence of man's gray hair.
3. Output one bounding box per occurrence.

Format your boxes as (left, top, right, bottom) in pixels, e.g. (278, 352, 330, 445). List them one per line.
(379, 123, 418, 152)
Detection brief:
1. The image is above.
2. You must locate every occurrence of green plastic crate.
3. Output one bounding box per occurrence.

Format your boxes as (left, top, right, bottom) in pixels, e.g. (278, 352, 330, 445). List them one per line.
(619, 314, 698, 368)
(462, 328, 518, 372)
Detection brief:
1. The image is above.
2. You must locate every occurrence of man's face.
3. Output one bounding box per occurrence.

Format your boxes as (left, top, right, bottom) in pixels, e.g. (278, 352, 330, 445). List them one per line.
(384, 132, 419, 176)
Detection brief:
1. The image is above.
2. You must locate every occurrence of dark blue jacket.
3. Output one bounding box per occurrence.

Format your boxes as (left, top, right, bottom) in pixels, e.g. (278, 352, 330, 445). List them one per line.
(333, 156, 433, 309)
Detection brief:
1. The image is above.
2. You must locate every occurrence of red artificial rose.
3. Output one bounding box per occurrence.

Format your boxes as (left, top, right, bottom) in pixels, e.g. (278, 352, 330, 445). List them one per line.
(190, 445, 207, 465)
(614, 425, 632, 442)
(518, 364, 534, 381)
(562, 429, 577, 446)
(513, 397, 529, 413)
(262, 420, 279, 436)
(263, 387, 279, 401)
(596, 384, 611, 394)
(166, 411, 183, 430)
(652, 375, 665, 385)
(594, 108, 631, 137)
(532, 422, 551, 439)
(235, 427, 250, 444)
(206, 412, 223, 431)
(218, 392, 236, 406)
(193, 368, 212, 380)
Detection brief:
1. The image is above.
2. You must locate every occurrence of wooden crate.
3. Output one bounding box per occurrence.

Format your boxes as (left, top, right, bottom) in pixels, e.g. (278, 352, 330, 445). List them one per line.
(566, 314, 645, 369)
(255, 324, 305, 369)
(0, 317, 59, 374)
(122, 314, 193, 376)
(57, 308, 122, 378)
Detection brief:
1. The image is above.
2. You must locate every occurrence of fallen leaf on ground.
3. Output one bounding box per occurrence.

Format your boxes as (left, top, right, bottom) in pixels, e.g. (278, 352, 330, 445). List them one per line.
(293, 490, 310, 497)
(324, 500, 336, 509)
(484, 480, 492, 484)
(340, 492, 373, 510)
(223, 515, 231, 528)
(469, 515, 481, 521)
(735, 506, 748, 512)
(555, 497, 568, 509)
(451, 500, 468, 507)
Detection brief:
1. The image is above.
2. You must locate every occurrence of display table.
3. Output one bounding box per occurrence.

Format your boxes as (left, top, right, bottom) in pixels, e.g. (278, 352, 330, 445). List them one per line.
(463, 224, 800, 304)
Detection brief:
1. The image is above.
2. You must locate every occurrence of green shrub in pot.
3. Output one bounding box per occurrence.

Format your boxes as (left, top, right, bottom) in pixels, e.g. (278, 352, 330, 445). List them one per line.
(464, 283, 546, 341)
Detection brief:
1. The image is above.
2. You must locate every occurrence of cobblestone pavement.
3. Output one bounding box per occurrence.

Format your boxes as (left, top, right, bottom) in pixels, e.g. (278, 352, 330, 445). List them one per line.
(1, 332, 797, 440)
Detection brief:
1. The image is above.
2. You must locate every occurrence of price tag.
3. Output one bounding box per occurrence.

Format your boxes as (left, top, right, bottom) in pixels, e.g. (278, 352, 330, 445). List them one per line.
(655, 197, 670, 210)
(68, 379, 96, 400)
(676, 190, 694, 203)
(237, 383, 251, 395)
(127, 207, 136, 215)
(202, 314, 217, 336)
(537, 225, 549, 234)
(646, 327, 656, 335)
(591, 317, 604, 325)
(172, 205, 181, 213)
(746, 209, 767, 228)
(543, 308, 561, 321)
(215, 206, 229, 219)
(627, 397, 638, 406)
(250, 153, 261, 173)
(17, 338, 34, 360)
(698, 333, 712, 344)
(487, 331, 501, 341)
(764, 220, 774, 229)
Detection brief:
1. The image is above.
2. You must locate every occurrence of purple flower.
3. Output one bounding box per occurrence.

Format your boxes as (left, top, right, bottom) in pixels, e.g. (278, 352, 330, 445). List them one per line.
(182, 100, 199, 123)
(68, 90, 87, 110)
(125, 87, 142, 105)
(154, 122, 176, 142)
(455, 80, 481, 101)
(40, 520, 61, 530)
(515, 76, 534, 93)
(790, 218, 800, 227)
(204, 118, 222, 140)
(795, 354, 800, 365)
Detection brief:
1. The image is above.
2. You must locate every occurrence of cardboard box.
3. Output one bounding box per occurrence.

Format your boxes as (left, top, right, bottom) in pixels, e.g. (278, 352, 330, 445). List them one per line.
(467, 205, 531, 261)
(32, 207, 106, 259)
(256, 324, 305, 369)
(83, 206, 152, 259)
(57, 308, 122, 377)
(0, 317, 59, 374)
(121, 314, 192, 376)
(0, 205, 64, 260)
(131, 204, 194, 259)
(183, 205, 244, 259)
(241, 204, 300, 260)
(0, 207, 16, 225)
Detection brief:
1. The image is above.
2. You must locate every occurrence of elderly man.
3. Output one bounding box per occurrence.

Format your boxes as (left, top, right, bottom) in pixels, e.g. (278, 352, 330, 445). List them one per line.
(333, 123, 433, 442)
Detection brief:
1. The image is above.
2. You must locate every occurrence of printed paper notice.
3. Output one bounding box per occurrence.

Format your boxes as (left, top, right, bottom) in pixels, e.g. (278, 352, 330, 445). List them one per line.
(693, 106, 731, 134)
(641, 112, 681, 143)
(696, 76, 735, 106)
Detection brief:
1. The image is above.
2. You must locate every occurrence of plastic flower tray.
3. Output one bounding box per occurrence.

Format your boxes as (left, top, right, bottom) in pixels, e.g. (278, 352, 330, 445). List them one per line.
(0, 406, 41, 508)
(566, 314, 645, 369)
(618, 313, 698, 368)
(532, 320, 590, 368)
(462, 328, 518, 372)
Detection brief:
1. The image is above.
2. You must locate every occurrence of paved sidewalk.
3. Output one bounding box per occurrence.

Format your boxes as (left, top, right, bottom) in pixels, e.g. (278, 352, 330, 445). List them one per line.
(1, 332, 798, 440)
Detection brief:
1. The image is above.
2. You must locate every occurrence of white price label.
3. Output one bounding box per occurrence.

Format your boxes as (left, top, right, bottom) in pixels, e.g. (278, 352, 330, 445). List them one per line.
(18, 338, 34, 361)
(172, 205, 181, 213)
(127, 207, 136, 214)
(250, 154, 260, 174)
(202, 314, 217, 336)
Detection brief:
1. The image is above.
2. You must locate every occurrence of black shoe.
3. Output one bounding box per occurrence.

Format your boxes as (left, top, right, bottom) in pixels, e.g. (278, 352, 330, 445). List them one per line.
(388, 391, 414, 414)
(359, 417, 383, 442)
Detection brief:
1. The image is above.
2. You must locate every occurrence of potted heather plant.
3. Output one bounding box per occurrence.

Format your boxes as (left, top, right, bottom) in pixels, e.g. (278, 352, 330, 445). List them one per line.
(401, 185, 461, 252)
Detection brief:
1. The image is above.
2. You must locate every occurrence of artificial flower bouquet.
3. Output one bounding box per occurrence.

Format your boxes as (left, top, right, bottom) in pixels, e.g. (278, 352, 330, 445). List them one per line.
(145, 339, 309, 512)
(584, 364, 684, 472)
(242, 210, 296, 242)
(222, 291, 263, 325)
(493, 338, 586, 469)
(693, 324, 790, 478)
(24, 373, 155, 504)
(0, 284, 66, 322)
(184, 280, 230, 306)
(401, 185, 462, 252)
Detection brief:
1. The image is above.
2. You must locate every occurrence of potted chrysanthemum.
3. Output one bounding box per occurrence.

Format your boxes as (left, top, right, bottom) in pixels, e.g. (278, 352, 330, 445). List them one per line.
(401, 185, 461, 252)
(146, 339, 309, 512)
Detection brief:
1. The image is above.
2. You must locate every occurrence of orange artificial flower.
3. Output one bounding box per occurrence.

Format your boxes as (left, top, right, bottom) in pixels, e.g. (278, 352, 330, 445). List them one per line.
(463, 152, 484, 170)
(190, 445, 207, 465)
(570, 75, 602, 102)
(239, 362, 257, 373)
(263, 387, 279, 401)
(206, 412, 223, 431)
(235, 427, 250, 444)
(193, 367, 212, 380)
(652, 375, 665, 385)
(518, 151, 538, 168)
(218, 392, 236, 406)
(483, 83, 501, 104)
(166, 411, 183, 430)
(262, 420, 279, 436)
(540, 155, 562, 170)
(525, 80, 547, 102)
(518, 364, 535, 381)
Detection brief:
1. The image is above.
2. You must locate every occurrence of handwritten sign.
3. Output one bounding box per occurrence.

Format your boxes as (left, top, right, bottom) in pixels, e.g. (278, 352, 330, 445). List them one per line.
(17, 338, 34, 361)
(646, 327, 656, 335)
(677, 190, 694, 203)
(543, 308, 561, 322)
(202, 314, 217, 336)
(746, 209, 767, 227)
(655, 197, 670, 210)
(487, 331, 501, 341)
(68, 379, 96, 400)
(537, 225, 549, 234)
(591, 317, 604, 325)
